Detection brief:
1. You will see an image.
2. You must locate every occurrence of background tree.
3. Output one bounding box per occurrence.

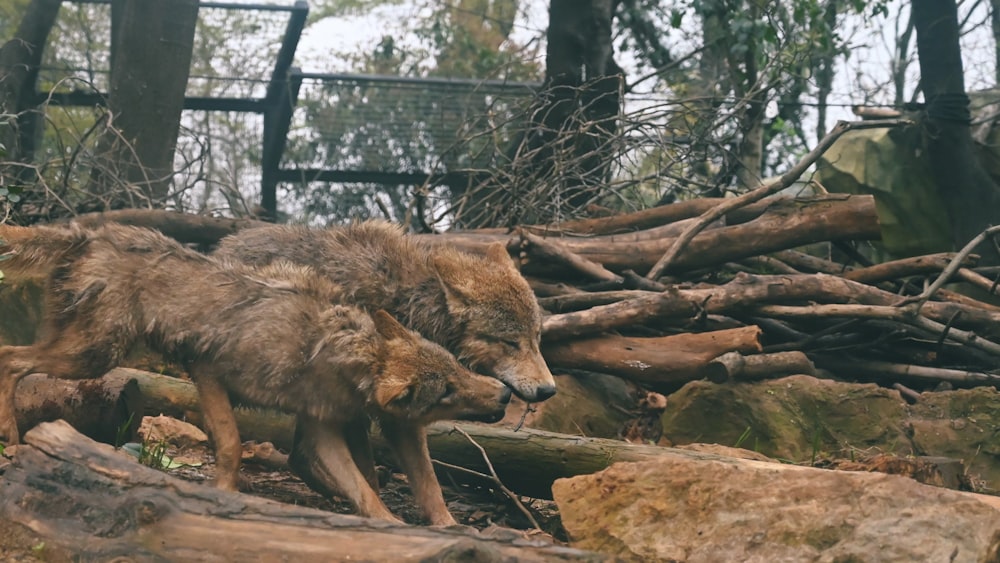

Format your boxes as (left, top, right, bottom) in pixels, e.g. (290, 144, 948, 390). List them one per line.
(87, 0, 198, 208)
(912, 0, 1000, 262)
(0, 0, 61, 197)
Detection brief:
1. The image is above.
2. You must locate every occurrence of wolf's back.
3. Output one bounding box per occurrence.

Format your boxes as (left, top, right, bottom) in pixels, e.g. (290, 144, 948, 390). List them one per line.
(0, 224, 88, 280)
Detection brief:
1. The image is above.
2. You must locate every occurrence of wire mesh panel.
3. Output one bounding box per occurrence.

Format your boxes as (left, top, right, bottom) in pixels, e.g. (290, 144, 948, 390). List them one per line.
(37, 0, 299, 100)
(282, 74, 538, 175)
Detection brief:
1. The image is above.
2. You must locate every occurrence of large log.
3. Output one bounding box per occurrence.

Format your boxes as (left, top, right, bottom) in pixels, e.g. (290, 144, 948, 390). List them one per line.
(14, 371, 142, 445)
(0, 421, 601, 561)
(432, 195, 881, 275)
(543, 326, 763, 388)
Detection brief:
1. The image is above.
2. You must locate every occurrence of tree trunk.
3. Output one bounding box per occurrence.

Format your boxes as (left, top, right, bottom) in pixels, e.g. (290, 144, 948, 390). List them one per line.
(88, 0, 198, 207)
(912, 0, 1000, 263)
(0, 420, 602, 561)
(0, 0, 62, 187)
(457, 0, 622, 228)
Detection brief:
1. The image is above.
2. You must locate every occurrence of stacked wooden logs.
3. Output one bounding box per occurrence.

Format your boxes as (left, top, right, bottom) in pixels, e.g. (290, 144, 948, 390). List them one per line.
(422, 193, 1000, 397)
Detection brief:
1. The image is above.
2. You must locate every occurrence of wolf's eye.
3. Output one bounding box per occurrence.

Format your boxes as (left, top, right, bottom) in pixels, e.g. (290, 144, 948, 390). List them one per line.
(502, 339, 520, 350)
(442, 383, 456, 399)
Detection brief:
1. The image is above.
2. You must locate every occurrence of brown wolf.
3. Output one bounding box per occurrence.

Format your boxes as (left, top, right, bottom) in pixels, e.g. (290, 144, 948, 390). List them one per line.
(214, 221, 556, 402)
(215, 221, 556, 509)
(0, 223, 510, 524)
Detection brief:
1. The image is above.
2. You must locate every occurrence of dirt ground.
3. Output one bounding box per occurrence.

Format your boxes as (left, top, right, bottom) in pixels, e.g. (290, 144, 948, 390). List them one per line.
(163, 443, 568, 543)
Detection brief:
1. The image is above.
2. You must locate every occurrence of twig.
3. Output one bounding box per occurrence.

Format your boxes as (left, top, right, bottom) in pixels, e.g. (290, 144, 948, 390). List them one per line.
(897, 225, 1000, 312)
(514, 403, 536, 432)
(443, 426, 541, 530)
(892, 382, 922, 404)
(645, 118, 912, 279)
(519, 229, 623, 284)
(756, 303, 1000, 357)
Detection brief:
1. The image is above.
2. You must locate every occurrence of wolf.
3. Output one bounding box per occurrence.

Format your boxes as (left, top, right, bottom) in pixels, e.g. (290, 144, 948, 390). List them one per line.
(0, 223, 511, 525)
(215, 221, 556, 506)
(214, 220, 556, 402)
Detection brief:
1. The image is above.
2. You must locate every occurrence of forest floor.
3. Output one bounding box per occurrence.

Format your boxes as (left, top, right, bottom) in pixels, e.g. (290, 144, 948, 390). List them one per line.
(164, 444, 569, 542)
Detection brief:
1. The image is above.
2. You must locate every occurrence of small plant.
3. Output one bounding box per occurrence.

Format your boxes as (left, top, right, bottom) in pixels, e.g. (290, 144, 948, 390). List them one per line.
(114, 412, 136, 449)
(120, 438, 196, 470)
(734, 425, 753, 449)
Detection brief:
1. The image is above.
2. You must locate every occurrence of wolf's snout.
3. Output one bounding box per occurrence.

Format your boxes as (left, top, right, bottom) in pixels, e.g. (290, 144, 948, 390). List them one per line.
(534, 384, 556, 402)
(499, 386, 512, 404)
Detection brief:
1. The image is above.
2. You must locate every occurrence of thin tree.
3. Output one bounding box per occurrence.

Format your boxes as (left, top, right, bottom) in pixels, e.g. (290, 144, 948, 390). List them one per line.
(88, 0, 198, 208)
(0, 0, 62, 189)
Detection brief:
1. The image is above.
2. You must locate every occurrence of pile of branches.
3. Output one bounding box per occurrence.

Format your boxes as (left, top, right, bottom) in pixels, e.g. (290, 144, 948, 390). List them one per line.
(416, 120, 1000, 399)
(430, 191, 1000, 398)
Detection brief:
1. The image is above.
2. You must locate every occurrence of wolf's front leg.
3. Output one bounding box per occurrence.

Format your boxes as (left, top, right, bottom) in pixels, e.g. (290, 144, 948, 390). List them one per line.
(191, 371, 243, 491)
(290, 414, 402, 524)
(345, 414, 379, 490)
(381, 417, 457, 526)
(0, 351, 21, 444)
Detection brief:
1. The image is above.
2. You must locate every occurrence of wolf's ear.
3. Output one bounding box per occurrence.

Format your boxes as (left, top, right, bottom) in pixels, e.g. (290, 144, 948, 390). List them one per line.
(431, 254, 475, 305)
(485, 242, 517, 271)
(372, 309, 413, 341)
(374, 377, 413, 409)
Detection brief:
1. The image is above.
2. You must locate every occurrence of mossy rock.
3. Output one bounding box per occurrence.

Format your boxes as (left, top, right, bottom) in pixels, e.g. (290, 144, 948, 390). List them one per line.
(661, 376, 1000, 492)
(660, 376, 907, 463)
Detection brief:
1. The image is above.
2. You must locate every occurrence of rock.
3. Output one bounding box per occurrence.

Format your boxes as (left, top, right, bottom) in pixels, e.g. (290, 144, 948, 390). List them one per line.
(500, 372, 637, 438)
(552, 457, 1000, 562)
(661, 375, 906, 462)
(660, 376, 1000, 491)
(673, 442, 774, 462)
(138, 414, 208, 449)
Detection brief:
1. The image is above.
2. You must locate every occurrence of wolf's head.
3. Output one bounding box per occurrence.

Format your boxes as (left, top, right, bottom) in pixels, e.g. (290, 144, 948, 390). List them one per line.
(371, 310, 512, 424)
(431, 242, 556, 403)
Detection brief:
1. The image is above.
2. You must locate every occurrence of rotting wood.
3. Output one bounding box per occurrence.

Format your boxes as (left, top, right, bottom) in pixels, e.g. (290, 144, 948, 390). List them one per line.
(0, 420, 603, 561)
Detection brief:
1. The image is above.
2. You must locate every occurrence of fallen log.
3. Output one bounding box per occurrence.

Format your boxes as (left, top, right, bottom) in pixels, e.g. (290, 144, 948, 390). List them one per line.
(14, 372, 142, 445)
(0, 421, 601, 561)
(66, 369, 727, 499)
(701, 351, 817, 383)
(841, 253, 974, 284)
(431, 195, 881, 275)
(543, 326, 763, 388)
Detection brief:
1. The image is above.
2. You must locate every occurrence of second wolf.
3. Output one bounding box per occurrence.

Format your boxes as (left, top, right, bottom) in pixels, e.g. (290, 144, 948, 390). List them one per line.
(216, 221, 556, 501)
(0, 223, 511, 524)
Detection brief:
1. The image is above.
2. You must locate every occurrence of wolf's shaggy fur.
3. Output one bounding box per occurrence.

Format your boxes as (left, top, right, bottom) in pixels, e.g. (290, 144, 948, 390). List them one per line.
(0, 223, 510, 524)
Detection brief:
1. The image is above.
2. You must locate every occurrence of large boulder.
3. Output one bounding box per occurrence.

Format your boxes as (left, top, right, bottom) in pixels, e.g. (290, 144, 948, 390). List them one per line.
(660, 375, 1000, 491)
(552, 456, 1000, 562)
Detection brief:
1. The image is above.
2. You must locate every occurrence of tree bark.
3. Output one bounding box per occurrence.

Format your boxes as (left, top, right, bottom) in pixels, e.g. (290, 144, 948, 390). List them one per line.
(702, 351, 817, 383)
(912, 0, 1000, 263)
(14, 372, 142, 445)
(0, 0, 62, 186)
(446, 195, 881, 276)
(0, 420, 602, 561)
(88, 0, 199, 206)
(543, 326, 762, 389)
